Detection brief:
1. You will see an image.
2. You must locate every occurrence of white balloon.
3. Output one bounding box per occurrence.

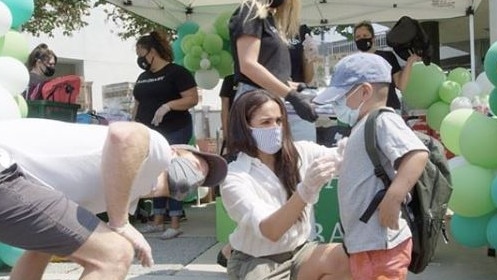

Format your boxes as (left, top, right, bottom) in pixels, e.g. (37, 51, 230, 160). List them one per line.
(450, 96, 473, 111)
(0, 85, 21, 120)
(476, 72, 495, 97)
(0, 2, 12, 37)
(461, 81, 481, 98)
(195, 69, 220, 89)
(0, 56, 30, 96)
(448, 156, 467, 170)
(199, 58, 211, 70)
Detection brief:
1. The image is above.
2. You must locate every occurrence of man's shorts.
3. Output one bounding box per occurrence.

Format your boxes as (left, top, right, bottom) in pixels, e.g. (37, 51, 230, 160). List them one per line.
(0, 164, 100, 256)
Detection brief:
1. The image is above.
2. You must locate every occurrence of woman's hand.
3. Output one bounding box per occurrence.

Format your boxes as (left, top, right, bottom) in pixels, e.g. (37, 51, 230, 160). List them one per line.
(151, 104, 171, 126)
(297, 156, 336, 204)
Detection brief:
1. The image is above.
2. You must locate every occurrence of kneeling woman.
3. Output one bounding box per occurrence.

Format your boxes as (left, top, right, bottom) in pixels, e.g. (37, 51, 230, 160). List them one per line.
(221, 89, 351, 280)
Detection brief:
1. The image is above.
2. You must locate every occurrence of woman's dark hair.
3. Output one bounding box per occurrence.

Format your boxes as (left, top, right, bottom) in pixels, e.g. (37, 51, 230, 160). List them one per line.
(26, 43, 58, 70)
(227, 89, 302, 199)
(353, 20, 375, 38)
(136, 30, 174, 61)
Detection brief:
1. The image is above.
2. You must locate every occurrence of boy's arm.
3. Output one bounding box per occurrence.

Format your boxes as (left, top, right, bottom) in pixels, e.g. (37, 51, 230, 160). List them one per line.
(378, 150, 429, 229)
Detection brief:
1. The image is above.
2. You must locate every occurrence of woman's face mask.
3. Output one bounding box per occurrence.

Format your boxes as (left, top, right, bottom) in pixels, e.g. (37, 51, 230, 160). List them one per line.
(137, 54, 151, 71)
(42, 64, 55, 77)
(355, 38, 373, 52)
(250, 125, 283, 154)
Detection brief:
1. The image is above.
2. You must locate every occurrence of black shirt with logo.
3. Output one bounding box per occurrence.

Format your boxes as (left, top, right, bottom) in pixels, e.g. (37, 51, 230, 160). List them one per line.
(133, 63, 196, 134)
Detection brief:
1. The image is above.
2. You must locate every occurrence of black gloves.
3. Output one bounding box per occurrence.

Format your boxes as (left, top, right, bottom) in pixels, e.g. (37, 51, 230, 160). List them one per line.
(285, 89, 318, 123)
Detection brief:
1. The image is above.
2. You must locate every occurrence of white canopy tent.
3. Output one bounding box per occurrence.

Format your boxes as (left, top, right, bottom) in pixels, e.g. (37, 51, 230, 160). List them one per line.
(104, 0, 481, 29)
(104, 0, 486, 78)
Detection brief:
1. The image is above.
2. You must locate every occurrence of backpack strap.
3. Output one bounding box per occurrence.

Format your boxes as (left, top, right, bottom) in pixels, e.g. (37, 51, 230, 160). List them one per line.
(359, 108, 393, 223)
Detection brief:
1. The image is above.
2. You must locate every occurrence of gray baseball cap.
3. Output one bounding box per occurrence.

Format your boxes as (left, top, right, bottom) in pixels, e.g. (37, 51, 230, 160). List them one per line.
(313, 52, 392, 104)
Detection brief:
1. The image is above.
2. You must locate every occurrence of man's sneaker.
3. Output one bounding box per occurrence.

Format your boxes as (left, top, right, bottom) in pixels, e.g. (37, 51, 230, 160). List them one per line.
(139, 224, 164, 233)
(160, 228, 183, 239)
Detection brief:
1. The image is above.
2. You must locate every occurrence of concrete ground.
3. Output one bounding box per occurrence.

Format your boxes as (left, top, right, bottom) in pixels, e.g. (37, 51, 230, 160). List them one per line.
(1, 201, 497, 279)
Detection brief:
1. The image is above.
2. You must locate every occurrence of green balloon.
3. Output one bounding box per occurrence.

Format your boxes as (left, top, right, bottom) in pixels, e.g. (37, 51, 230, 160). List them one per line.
(13, 94, 28, 118)
(487, 214, 497, 249)
(2, 0, 34, 29)
(190, 45, 203, 57)
(209, 54, 221, 66)
(484, 41, 497, 86)
(0, 242, 24, 267)
(426, 101, 450, 131)
(180, 35, 194, 54)
(0, 29, 29, 63)
(460, 111, 497, 168)
(183, 54, 200, 72)
(447, 67, 472, 87)
(203, 33, 223, 55)
(176, 21, 199, 38)
(448, 163, 495, 217)
(440, 108, 473, 155)
(438, 80, 461, 103)
(216, 50, 234, 77)
(214, 12, 231, 41)
(191, 31, 205, 46)
(451, 212, 495, 248)
(489, 88, 497, 116)
(403, 62, 446, 109)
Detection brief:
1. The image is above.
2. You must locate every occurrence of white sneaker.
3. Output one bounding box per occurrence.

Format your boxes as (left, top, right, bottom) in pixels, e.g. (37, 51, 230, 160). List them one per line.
(139, 224, 164, 233)
(160, 228, 183, 239)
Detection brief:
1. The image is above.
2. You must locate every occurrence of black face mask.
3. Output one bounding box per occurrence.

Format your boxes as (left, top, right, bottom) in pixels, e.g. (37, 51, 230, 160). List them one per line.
(42, 65, 55, 77)
(137, 55, 151, 71)
(355, 38, 373, 52)
(269, 0, 284, 8)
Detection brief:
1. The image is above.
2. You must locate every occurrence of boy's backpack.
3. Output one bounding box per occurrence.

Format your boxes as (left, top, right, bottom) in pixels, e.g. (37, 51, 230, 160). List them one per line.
(359, 108, 452, 274)
(28, 75, 81, 103)
(386, 16, 432, 66)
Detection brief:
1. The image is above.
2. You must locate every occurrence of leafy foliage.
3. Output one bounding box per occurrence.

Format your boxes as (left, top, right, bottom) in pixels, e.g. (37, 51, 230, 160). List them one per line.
(21, 0, 173, 39)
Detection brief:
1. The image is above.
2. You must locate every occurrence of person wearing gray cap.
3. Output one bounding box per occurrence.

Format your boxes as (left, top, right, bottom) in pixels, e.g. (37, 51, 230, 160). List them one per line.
(0, 119, 227, 280)
(315, 52, 428, 279)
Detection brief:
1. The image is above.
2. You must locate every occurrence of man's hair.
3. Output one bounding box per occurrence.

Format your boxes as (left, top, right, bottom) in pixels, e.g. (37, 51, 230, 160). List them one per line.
(227, 89, 302, 198)
(354, 20, 375, 38)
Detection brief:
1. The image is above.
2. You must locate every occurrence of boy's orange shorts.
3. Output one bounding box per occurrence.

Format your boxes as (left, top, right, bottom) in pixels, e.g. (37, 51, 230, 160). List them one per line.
(349, 238, 412, 280)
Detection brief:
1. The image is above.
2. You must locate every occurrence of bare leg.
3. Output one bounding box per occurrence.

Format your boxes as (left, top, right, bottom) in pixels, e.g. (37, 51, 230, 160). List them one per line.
(9, 223, 134, 280)
(297, 243, 351, 280)
(10, 251, 52, 280)
(70, 223, 134, 280)
(170, 216, 180, 230)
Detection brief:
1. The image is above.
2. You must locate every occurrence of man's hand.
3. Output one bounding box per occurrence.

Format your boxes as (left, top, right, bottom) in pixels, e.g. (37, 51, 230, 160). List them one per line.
(108, 222, 154, 267)
(285, 90, 318, 122)
(151, 104, 171, 126)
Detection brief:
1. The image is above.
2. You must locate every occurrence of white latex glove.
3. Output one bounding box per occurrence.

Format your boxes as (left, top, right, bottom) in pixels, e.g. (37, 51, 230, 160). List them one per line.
(334, 137, 348, 172)
(297, 156, 337, 204)
(151, 104, 171, 126)
(108, 222, 154, 267)
(302, 34, 319, 62)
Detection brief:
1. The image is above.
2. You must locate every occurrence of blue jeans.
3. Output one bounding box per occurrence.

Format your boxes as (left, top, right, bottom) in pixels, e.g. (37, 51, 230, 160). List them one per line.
(153, 123, 193, 217)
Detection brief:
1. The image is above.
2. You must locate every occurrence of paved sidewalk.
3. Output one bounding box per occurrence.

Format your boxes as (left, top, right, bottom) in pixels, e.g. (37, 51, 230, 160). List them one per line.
(1, 202, 497, 279)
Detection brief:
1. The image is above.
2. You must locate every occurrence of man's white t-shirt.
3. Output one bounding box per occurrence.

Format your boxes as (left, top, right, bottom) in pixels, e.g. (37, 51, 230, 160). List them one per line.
(0, 118, 171, 214)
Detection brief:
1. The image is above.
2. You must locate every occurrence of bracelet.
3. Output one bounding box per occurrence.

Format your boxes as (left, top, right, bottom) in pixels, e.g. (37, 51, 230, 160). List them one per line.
(107, 221, 129, 234)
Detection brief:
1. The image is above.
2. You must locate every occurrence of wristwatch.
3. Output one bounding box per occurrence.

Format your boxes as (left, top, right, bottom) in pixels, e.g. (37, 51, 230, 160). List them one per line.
(0, 148, 13, 173)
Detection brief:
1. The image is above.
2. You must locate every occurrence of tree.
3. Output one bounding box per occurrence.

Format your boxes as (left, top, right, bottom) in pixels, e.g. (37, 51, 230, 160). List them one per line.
(22, 0, 172, 40)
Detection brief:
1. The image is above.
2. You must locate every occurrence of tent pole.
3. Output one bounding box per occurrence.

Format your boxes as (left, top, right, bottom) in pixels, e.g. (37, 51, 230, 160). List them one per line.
(468, 6, 476, 81)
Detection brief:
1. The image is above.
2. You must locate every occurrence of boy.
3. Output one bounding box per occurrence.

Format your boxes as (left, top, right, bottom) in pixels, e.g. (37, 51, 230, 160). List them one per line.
(314, 52, 429, 279)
